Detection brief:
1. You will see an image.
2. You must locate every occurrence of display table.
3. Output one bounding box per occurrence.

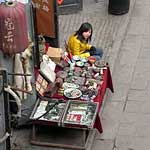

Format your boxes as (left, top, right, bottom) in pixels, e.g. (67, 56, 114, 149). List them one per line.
(51, 65, 114, 133)
(31, 62, 114, 149)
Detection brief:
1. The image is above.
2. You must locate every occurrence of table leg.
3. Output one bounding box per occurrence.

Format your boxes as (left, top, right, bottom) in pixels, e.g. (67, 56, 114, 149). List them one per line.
(32, 124, 36, 140)
(82, 129, 86, 145)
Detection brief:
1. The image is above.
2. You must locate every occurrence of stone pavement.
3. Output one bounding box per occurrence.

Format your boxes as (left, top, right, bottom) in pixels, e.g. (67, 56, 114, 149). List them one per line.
(11, 0, 140, 150)
(58, 0, 135, 73)
(96, 0, 150, 150)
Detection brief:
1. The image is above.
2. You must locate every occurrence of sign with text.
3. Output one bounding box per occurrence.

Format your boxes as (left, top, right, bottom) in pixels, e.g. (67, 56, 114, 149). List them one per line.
(32, 0, 55, 37)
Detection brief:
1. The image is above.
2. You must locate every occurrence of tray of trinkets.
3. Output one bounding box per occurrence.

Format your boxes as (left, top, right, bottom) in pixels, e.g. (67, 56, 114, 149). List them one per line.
(30, 98, 67, 126)
(62, 100, 98, 129)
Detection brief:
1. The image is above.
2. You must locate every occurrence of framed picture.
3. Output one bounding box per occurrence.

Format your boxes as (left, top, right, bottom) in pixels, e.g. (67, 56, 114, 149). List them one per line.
(35, 73, 49, 96)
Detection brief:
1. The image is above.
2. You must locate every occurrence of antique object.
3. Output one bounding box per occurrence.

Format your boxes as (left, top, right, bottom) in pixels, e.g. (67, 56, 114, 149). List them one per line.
(57, 60, 69, 68)
(56, 71, 68, 79)
(65, 76, 85, 85)
(64, 88, 82, 99)
(80, 89, 98, 101)
(36, 73, 49, 96)
(80, 57, 88, 63)
(88, 56, 96, 66)
(95, 60, 106, 68)
(72, 55, 80, 61)
(76, 61, 84, 67)
(62, 82, 79, 90)
(85, 79, 97, 89)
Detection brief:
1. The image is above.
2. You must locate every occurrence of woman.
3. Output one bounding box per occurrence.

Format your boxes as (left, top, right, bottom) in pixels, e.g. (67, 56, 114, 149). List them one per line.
(67, 22, 103, 60)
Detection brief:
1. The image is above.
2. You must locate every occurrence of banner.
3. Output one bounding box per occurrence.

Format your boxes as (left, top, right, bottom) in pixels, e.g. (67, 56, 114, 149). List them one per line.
(32, 0, 55, 37)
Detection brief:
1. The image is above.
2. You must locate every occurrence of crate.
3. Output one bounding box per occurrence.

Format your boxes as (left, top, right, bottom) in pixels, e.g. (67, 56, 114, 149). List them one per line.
(30, 99, 98, 129)
(30, 98, 67, 126)
(62, 100, 98, 129)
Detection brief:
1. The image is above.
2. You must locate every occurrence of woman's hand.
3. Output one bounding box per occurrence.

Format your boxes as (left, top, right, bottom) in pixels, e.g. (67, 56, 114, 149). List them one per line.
(89, 46, 96, 55)
(90, 46, 96, 51)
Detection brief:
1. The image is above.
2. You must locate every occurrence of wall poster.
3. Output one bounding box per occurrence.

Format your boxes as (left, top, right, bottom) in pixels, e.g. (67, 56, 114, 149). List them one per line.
(32, 0, 55, 38)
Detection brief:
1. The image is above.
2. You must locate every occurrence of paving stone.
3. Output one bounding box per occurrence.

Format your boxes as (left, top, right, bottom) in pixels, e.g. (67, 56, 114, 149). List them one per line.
(130, 73, 148, 90)
(120, 112, 139, 124)
(110, 83, 129, 102)
(116, 136, 150, 150)
(144, 20, 150, 36)
(115, 135, 136, 150)
(113, 64, 134, 85)
(125, 100, 150, 114)
(133, 67, 150, 79)
(124, 101, 143, 113)
(134, 138, 150, 150)
(141, 36, 150, 48)
(100, 101, 124, 139)
(135, 59, 150, 72)
(117, 123, 137, 136)
(138, 114, 150, 124)
(92, 139, 114, 150)
(139, 48, 150, 59)
(136, 123, 150, 137)
(140, 101, 150, 114)
(127, 18, 147, 35)
(131, 5, 150, 18)
(146, 81, 150, 91)
(128, 89, 150, 101)
(121, 35, 142, 50)
(136, 0, 150, 5)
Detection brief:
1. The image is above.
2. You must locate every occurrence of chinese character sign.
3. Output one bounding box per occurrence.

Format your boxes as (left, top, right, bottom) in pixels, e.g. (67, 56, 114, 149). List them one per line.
(32, 0, 55, 37)
(0, 1, 28, 55)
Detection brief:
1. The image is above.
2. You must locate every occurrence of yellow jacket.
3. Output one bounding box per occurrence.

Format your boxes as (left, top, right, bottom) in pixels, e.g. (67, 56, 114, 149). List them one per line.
(67, 34, 92, 58)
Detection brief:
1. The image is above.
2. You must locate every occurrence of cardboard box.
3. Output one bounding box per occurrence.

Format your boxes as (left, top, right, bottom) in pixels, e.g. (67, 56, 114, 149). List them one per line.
(46, 47, 62, 64)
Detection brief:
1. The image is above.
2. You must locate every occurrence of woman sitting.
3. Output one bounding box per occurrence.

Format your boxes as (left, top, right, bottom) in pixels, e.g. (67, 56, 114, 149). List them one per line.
(67, 22, 103, 60)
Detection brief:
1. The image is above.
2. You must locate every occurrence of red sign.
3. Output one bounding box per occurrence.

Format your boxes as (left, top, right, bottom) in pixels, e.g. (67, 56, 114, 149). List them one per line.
(0, 1, 28, 55)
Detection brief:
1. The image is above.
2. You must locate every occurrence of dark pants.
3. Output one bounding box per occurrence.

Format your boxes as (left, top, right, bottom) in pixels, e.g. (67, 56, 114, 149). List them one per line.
(89, 47, 103, 60)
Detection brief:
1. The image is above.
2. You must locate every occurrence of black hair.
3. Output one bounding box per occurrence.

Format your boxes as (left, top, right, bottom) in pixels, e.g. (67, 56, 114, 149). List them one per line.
(75, 22, 93, 43)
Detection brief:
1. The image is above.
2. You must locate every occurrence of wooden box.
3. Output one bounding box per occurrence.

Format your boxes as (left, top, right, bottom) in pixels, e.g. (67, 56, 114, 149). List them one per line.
(62, 100, 98, 129)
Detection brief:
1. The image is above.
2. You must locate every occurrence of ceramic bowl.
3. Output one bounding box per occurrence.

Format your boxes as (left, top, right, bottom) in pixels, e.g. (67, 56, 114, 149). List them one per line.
(73, 55, 80, 61)
(76, 61, 84, 67)
(80, 57, 88, 63)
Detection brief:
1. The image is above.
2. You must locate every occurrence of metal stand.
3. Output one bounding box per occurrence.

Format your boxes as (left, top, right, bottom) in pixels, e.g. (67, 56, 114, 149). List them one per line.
(31, 123, 96, 150)
(0, 69, 11, 150)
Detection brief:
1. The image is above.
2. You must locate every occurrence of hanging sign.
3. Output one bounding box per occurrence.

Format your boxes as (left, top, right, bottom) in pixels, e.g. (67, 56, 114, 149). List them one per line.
(0, 1, 28, 55)
(32, 0, 55, 38)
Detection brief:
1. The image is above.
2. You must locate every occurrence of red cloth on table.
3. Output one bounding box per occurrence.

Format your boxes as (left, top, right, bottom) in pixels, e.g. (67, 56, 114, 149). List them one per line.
(52, 65, 114, 133)
(93, 66, 114, 133)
